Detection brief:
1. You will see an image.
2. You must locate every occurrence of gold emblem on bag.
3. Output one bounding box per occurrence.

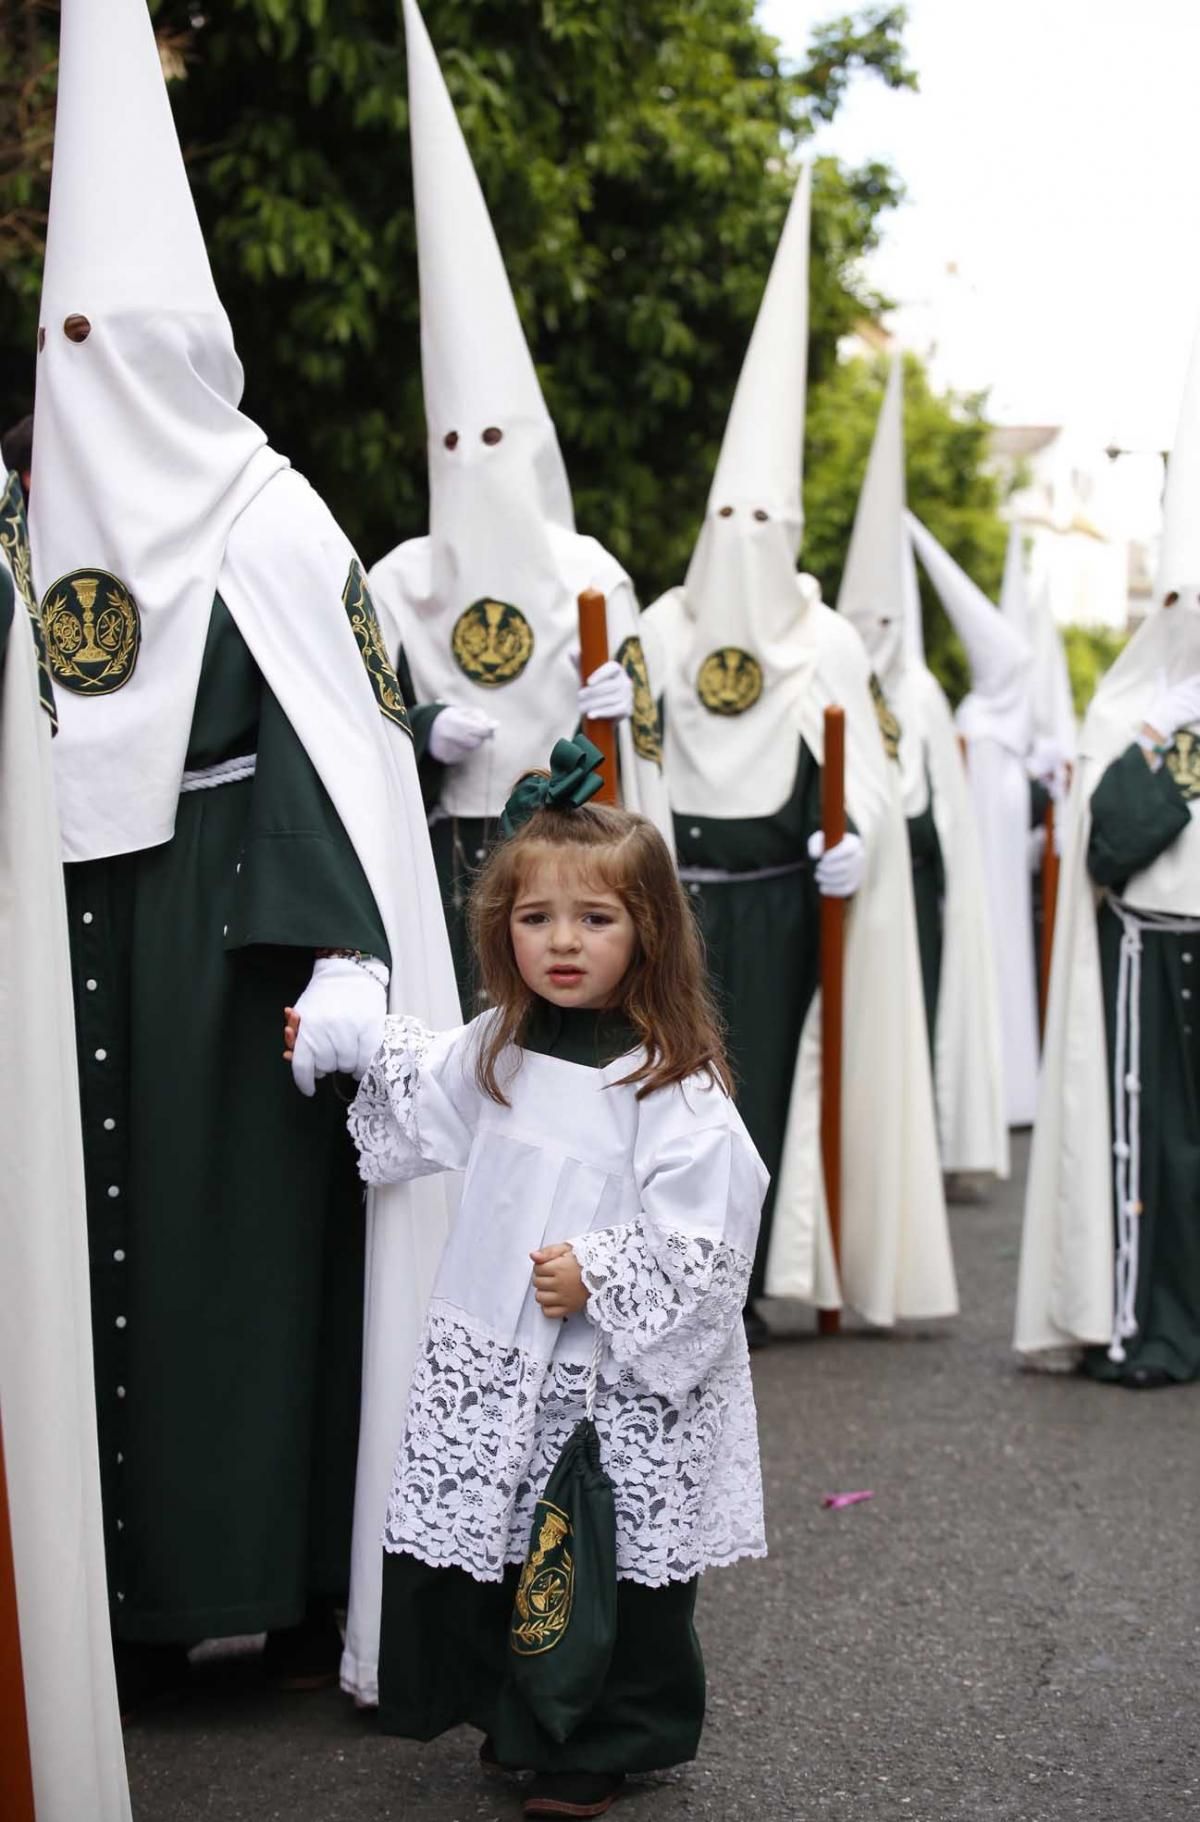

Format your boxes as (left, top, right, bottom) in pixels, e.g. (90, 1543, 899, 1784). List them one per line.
(510, 1502, 574, 1656)
(342, 560, 412, 735)
(1166, 729, 1200, 802)
(696, 646, 763, 716)
(869, 672, 902, 763)
(41, 569, 140, 696)
(617, 634, 663, 764)
(451, 598, 535, 687)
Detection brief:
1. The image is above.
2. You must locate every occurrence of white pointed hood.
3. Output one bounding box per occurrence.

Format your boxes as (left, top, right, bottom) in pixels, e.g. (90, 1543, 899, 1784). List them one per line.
(1081, 311, 1200, 764)
(1028, 577, 1077, 760)
(30, 0, 285, 862)
(403, 0, 571, 542)
(839, 360, 928, 677)
(646, 167, 817, 816)
(907, 512, 1033, 757)
(998, 523, 1032, 644)
(837, 358, 929, 810)
(371, 0, 674, 834)
(402, 0, 571, 636)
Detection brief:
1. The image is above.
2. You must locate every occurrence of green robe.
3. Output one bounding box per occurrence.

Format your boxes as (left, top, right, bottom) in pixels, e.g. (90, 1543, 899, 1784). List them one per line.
(674, 745, 823, 1304)
(68, 595, 392, 1642)
(906, 792, 945, 1054)
(1083, 744, 1200, 1384)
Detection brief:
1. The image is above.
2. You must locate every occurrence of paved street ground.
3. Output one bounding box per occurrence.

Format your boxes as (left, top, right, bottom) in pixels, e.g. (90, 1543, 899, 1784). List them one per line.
(125, 1137, 1200, 1821)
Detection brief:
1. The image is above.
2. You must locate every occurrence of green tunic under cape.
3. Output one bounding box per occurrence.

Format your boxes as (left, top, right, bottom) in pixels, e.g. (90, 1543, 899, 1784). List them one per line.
(70, 596, 389, 1641)
(675, 743, 823, 1304)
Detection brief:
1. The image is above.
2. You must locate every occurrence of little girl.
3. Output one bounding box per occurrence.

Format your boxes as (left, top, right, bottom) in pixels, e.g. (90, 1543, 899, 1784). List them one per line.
(288, 743, 767, 1818)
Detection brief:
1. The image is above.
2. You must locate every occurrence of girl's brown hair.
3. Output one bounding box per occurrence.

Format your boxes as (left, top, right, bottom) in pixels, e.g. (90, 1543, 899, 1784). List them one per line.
(467, 798, 732, 1105)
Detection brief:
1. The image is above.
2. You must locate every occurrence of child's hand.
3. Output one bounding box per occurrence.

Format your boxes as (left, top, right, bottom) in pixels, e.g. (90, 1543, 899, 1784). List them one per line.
(283, 1007, 301, 1063)
(531, 1244, 588, 1320)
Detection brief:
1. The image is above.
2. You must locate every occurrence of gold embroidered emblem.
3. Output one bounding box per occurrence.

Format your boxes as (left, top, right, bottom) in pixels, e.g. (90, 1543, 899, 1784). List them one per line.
(1166, 729, 1200, 802)
(510, 1502, 574, 1656)
(616, 634, 662, 764)
(451, 598, 535, 688)
(696, 646, 763, 716)
(41, 569, 140, 697)
(869, 672, 902, 763)
(0, 471, 56, 727)
(342, 560, 412, 735)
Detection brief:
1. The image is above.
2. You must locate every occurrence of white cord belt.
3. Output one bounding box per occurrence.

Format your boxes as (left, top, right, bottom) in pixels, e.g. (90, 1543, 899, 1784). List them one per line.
(677, 859, 807, 886)
(179, 754, 257, 794)
(1105, 892, 1200, 1363)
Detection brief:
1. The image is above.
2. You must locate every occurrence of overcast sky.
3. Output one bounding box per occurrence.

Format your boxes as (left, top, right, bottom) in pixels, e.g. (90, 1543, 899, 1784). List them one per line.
(759, 0, 1200, 458)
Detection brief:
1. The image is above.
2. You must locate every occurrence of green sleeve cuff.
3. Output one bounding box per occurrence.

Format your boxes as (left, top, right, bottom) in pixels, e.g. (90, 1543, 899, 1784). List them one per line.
(224, 831, 391, 966)
(1087, 744, 1192, 889)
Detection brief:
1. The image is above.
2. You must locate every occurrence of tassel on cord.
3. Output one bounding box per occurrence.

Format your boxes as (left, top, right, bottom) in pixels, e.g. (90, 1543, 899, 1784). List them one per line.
(1106, 895, 1200, 1363)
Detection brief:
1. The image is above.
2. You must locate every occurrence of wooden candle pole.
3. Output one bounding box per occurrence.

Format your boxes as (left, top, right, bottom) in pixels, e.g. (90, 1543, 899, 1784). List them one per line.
(0, 1415, 36, 1822)
(1039, 783, 1065, 1039)
(818, 705, 847, 1338)
(577, 589, 618, 804)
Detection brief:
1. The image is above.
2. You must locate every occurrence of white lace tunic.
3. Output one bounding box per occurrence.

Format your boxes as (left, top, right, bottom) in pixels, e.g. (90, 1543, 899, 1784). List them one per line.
(347, 1013, 769, 1587)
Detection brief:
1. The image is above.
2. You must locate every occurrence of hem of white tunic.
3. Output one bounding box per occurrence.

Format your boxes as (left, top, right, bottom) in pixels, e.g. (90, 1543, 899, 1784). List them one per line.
(379, 1534, 769, 1588)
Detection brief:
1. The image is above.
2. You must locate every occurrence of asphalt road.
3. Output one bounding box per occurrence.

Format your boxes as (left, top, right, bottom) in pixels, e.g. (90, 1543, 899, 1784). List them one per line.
(124, 1137, 1200, 1821)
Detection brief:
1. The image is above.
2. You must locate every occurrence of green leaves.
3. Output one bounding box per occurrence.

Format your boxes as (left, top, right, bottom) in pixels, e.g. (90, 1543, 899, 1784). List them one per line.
(0, 0, 1010, 661)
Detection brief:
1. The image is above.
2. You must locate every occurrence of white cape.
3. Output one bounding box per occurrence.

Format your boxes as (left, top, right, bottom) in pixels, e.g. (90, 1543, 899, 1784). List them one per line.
(961, 735, 1040, 1127)
(371, 528, 673, 838)
(762, 609, 957, 1323)
(217, 468, 461, 1703)
(644, 587, 958, 1325)
(0, 543, 131, 1820)
(911, 667, 1010, 1177)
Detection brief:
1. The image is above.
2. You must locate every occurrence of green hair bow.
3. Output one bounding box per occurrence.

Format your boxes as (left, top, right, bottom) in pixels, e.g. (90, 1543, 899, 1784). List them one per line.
(500, 735, 607, 837)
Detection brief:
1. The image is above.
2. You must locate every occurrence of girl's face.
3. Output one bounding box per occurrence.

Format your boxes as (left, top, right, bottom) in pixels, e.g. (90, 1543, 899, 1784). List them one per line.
(510, 854, 637, 1011)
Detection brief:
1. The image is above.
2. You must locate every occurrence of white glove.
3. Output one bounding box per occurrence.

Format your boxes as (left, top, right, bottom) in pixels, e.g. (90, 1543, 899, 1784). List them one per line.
(1027, 824, 1047, 873)
(807, 830, 866, 899)
(1027, 736, 1069, 801)
(1143, 670, 1200, 744)
(291, 956, 388, 1098)
(577, 660, 633, 723)
(428, 704, 498, 765)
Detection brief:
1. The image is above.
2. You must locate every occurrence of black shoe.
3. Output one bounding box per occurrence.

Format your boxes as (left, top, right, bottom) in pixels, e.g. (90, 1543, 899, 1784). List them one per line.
(262, 1599, 344, 1691)
(743, 1309, 770, 1350)
(523, 1772, 625, 1818)
(114, 1640, 191, 1725)
(479, 1734, 503, 1775)
(1122, 1364, 1175, 1390)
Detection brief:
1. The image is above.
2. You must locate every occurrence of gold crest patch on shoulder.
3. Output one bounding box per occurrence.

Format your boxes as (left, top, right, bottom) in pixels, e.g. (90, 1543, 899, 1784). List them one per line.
(869, 673, 902, 763)
(510, 1500, 574, 1656)
(616, 634, 663, 764)
(1166, 729, 1200, 802)
(343, 560, 412, 736)
(41, 569, 140, 697)
(451, 598, 535, 688)
(1, 471, 56, 727)
(696, 646, 763, 717)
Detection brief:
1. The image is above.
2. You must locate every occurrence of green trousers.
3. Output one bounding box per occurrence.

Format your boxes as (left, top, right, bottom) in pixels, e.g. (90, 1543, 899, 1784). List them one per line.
(1083, 903, 1200, 1384)
(378, 1551, 705, 1774)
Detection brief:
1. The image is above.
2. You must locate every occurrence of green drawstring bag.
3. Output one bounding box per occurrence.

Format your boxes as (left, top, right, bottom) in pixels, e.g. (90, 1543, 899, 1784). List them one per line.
(509, 1339, 617, 1743)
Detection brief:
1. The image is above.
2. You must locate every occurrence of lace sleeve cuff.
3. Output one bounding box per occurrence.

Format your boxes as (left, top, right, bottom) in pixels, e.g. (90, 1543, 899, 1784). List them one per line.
(572, 1223, 752, 1403)
(347, 1015, 461, 1185)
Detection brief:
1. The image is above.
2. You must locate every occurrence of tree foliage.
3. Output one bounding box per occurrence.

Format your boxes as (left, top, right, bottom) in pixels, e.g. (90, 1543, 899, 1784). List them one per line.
(2, 0, 921, 593)
(1, 0, 1019, 676)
